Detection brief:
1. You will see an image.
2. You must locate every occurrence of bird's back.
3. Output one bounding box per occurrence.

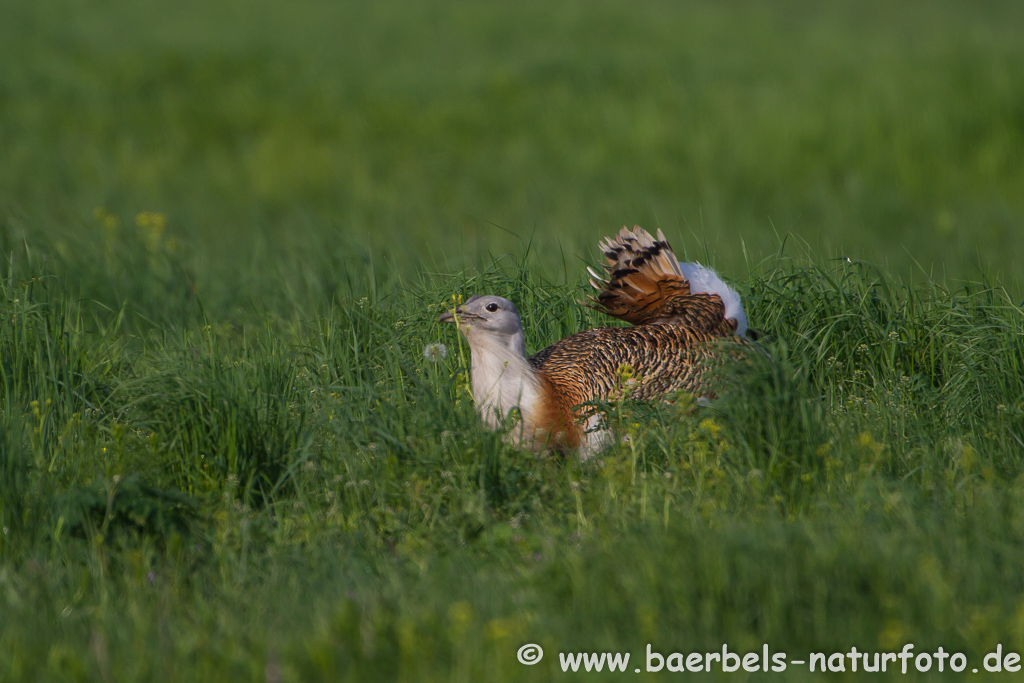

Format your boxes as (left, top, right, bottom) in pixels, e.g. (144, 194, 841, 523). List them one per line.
(527, 226, 748, 449)
(528, 323, 731, 417)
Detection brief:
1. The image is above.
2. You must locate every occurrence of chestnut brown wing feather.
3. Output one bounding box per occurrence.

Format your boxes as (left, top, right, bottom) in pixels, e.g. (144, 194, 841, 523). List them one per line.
(589, 226, 733, 329)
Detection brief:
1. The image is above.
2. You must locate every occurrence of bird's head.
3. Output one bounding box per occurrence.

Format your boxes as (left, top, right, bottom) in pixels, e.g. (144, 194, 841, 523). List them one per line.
(439, 295, 525, 355)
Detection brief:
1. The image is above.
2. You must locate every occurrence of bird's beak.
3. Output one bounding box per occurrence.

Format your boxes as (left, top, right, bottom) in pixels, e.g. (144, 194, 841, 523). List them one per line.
(438, 307, 462, 323)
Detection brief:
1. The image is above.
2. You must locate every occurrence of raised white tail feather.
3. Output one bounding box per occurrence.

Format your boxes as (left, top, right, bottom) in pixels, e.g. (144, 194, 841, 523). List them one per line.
(677, 261, 748, 336)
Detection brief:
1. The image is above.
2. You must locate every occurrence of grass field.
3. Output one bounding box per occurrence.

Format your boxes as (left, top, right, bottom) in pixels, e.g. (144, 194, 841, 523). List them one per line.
(2, 0, 1024, 680)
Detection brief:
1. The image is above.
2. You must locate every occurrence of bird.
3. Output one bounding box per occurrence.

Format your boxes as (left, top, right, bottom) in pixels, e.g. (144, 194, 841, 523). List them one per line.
(438, 226, 748, 457)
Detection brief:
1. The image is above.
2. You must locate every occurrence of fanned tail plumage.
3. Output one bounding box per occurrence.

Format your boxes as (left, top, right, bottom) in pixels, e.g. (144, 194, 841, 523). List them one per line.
(587, 227, 689, 325)
(588, 226, 746, 335)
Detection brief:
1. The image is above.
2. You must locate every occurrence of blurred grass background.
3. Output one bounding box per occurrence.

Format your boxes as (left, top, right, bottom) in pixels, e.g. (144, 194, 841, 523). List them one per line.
(4, 0, 1024, 301)
(1, 0, 1024, 680)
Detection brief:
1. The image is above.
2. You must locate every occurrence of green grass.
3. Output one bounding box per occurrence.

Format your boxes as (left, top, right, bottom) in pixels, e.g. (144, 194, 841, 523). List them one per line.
(2, 0, 1024, 680)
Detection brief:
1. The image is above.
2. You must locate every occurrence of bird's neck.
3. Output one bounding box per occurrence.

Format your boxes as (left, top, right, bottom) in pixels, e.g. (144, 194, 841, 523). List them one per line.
(465, 331, 541, 429)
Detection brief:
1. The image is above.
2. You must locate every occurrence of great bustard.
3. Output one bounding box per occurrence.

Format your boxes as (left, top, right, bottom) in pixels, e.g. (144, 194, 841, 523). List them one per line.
(439, 226, 748, 456)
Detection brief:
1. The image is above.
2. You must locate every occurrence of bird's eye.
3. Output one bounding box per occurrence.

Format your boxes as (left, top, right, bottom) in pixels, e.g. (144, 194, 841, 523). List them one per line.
(485, 303, 499, 312)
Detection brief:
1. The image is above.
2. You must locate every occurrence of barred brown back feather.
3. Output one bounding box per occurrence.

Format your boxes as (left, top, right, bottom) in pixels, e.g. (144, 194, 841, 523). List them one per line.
(527, 323, 736, 449)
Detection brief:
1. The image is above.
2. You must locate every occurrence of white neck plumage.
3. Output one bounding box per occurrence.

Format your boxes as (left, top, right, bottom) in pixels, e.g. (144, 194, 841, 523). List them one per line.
(464, 328, 541, 432)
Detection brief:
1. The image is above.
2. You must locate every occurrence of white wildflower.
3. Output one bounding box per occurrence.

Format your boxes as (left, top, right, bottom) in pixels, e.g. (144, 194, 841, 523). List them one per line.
(423, 343, 448, 362)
